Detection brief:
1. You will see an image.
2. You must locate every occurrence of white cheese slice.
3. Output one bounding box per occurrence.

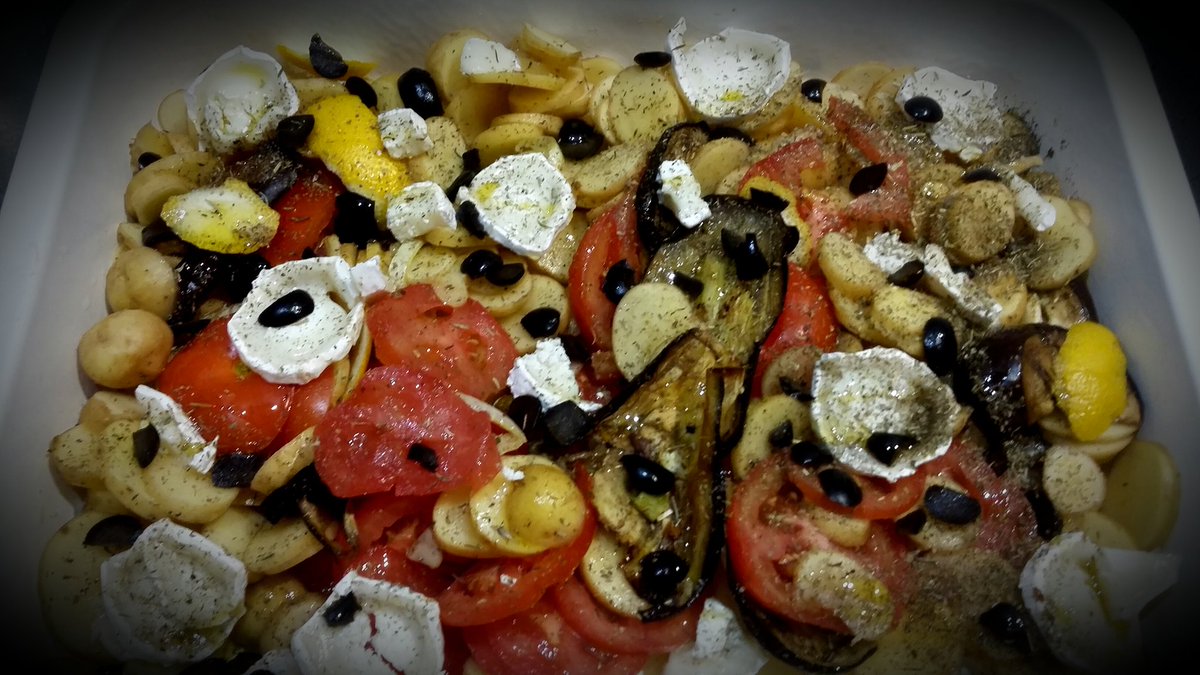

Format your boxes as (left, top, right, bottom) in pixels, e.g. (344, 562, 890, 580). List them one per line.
(1003, 167, 1057, 232)
(378, 107, 433, 159)
(658, 159, 711, 227)
(663, 598, 770, 675)
(386, 181, 457, 241)
(460, 37, 523, 75)
(506, 337, 602, 413)
(810, 347, 962, 480)
(667, 17, 790, 121)
(896, 66, 1005, 162)
(350, 256, 388, 298)
(291, 571, 445, 675)
(134, 385, 218, 474)
(185, 45, 300, 155)
(98, 519, 247, 665)
(455, 152, 575, 256)
(228, 256, 364, 385)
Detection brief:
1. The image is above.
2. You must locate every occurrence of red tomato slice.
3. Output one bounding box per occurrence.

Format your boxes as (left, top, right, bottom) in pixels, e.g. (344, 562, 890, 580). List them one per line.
(340, 518, 456, 598)
(367, 284, 518, 402)
(751, 263, 840, 396)
(154, 317, 294, 454)
(725, 454, 912, 633)
(567, 191, 645, 352)
(784, 462, 923, 521)
(463, 598, 648, 675)
(269, 363, 338, 452)
(314, 365, 501, 498)
(737, 136, 828, 196)
(826, 96, 914, 238)
(260, 165, 341, 266)
(348, 492, 439, 547)
(437, 507, 595, 627)
(550, 573, 701, 655)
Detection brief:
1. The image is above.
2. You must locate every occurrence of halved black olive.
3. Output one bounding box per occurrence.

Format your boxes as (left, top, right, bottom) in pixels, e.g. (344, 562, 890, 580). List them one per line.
(461, 148, 482, 173)
(924, 484, 981, 524)
(979, 602, 1033, 653)
(887, 259, 925, 288)
(211, 453, 265, 489)
(620, 454, 676, 495)
(506, 394, 543, 433)
(225, 253, 270, 302)
(1024, 488, 1062, 539)
(602, 259, 636, 303)
(667, 270, 704, 298)
(309, 34, 349, 79)
(962, 166, 1003, 183)
(460, 249, 502, 279)
(323, 592, 360, 627)
(543, 401, 592, 447)
(259, 289, 315, 328)
(817, 468, 862, 508)
(276, 114, 315, 149)
(455, 200, 487, 238)
(398, 67, 444, 118)
(800, 78, 826, 103)
(748, 188, 790, 212)
(333, 191, 384, 246)
(895, 508, 927, 535)
(849, 163, 888, 196)
(866, 432, 916, 466)
(257, 464, 346, 525)
(634, 51, 672, 68)
(132, 424, 160, 468)
(768, 420, 794, 448)
(903, 95, 943, 123)
(84, 514, 143, 549)
(485, 261, 526, 287)
(557, 118, 605, 161)
(790, 441, 833, 468)
(721, 230, 768, 280)
(638, 549, 688, 603)
(140, 220, 179, 248)
(520, 307, 561, 338)
(136, 151, 161, 170)
(923, 317, 957, 377)
(344, 76, 377, 108)
(407, 443, 439, 472)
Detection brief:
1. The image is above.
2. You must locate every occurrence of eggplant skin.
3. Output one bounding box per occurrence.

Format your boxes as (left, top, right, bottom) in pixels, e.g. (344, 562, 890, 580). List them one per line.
(636, 122, 713, 253)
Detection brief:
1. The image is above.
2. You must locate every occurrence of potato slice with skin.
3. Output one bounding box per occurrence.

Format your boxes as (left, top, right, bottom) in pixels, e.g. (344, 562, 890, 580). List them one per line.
(472, 121, 546, 167)
(1100, 440, 1180, 550)
(252, 428, 317, 496)
(830, 60, 896, 100)
(818, 230, 888, 301)
(433, 486, 503, 558)
(469, 454, 559, 555)
(565, 141, 649, 209)
(49, 424, 105, 490)
(100, 419, 168, 521)
(38, 510, 117, 663)
(690, 137, 752, 195)
(408, 116, 468, 190)
(580, 527, 651, 617)
(1042, 445, 1106, 515)
(142, 449, 241, 525)
(731, 394, 811, 480)
(606, 65, 686, 145)
(508, 66, 587, 115)
(516, 24, 582, 70)
(200, 506, 271, 564)
(868, 285, 951, 358)
(243, 517, 324, 576)
(446, 83, 512, 144)
(611, 281, 698, 381)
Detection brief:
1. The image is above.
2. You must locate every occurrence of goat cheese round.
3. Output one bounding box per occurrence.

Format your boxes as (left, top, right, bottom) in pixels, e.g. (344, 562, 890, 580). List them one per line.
(98, 519, 247, 664)
(291, 571, 444, 675)
(895, 66, 1005, 162)
(667, 18, 791, 121)
(228, 256, 365, 385)
(456, 152, 575, 256)
(185, 45, 300, 155)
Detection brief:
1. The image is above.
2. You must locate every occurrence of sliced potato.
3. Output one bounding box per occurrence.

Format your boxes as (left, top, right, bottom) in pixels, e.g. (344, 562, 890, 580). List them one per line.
(124, 150, 222, 224)
(468, 61, 566, 90)
(446, 83, 513, 144)
(867, 285, 950, 357)
(233, 575, 316, 652)
(1014, 196, 1097, 291)
(38, 510, 117, 663)
(142, 450, 240, 525)
(100, 419, 168, 521)
(830, 61, 895, 100)
(804, 501, 871, 548)
(731, 394, 810, 480)
(580, 527, 651, 617)
(252, 427, 317, 495)
(817, 230, 887, 301)
(605, 65, 686, 145)
(611, 281, 698, 380)
(1100, 440, 1181, 550)
(78, 391, 145, 434)
(508, 66, 587, 115)
(515, 24, 582, 70)
(156, 88, 193, 137)
(425, 28, 490, 99)
(1041, 445, 1106, 515)
(433, 486, 503, 558)
(565, 141, 649, 209)
(490, 112, 564, 137)
(200, 506, 271, 564)
(129, 122, 176, 172)
(1062, 510, 1138, 550)
(689, 137, 752, 195)
(408, 116, 468, 190)
(473, 121, 547, 167)
(48, 424, 104, 490)
(530, 210, 587, 282)
(469, 454, 559, 555)
(243, 518, 324, 576)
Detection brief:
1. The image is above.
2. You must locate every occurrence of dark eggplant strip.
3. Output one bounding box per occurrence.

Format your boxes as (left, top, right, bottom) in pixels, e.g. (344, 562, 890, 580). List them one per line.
(635, 122, 712, 253)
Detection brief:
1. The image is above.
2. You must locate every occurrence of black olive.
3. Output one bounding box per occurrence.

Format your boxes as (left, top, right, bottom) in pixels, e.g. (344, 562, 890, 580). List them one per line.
(211, 453, 265, 489)
(132, 424, 159, 468)
(721, 230, 768, 280)
(768, 420, 794, 448)
(979, 602, 1033, 653)
(638, 549, 688, 603)
(259, 289, 316, 328)
(667, 271, 704, 298)
(866, 431, 917, 466)
(486, 262, 526, 287)
(169, 318, 210, 347)
(800, 78, 826, 103)
(136, 151, 161, 170)
(903, 95, 943, 123)
(634, 51, 672, 68)
(922, 317, 957, 377)
(276, 114, 315, 149)
(520, 307, 561, 338)
(407, 443, 439, 472)
(620, 454, 676, 495)
(790, 441, 832, 467)
(557, 334, 592, 363)
(344, 76, 377, 108)
(83, 514, 143, 549)
(398, 67, 444, 118)
(602, 259, 636, 303)
(1024, 488, 1062, 539)
(817, 468, 862, 508)
(446, 167, 478, 201)
(849, 162, 889, 196)
(323, 592, 360, 627)
(506, 394, 543, 433)
(543, 401, 591, 447)
(460, 249, 502, 279)
(924, 484, 981, 525)
(461, 148, 482, 173)
(333, 191, 382, 246)
(709, 126, 754, 145)
(557, 118, 604, 161)
(895, 509, 927, 535)
(455, 200, 487, 238)
(225, 253, 270, 302)
(779, 376, 813, 402)
(309, 34, 349, 78)
(748, 187, 790, 212)
(887, 259, 925, 288)
(962, 166, 1003, 183)
(140, 220, 179, 247)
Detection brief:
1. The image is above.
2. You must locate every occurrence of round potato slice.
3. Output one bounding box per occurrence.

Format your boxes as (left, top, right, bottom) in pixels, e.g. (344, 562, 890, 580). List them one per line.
(611, 281, 698, 381)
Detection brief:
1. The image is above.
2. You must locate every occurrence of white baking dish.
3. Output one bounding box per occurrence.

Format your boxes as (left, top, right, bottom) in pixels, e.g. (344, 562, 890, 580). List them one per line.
(2, 0, 1195, 667)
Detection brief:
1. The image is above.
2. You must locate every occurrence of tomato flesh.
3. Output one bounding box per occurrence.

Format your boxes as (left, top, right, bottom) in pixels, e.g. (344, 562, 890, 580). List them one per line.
(260, 165, 341, 266)
(550, 573, 701, 655)
(751, 263, 839, 396)
(567, 191, 644, 352)
(785, 462, 923, 521)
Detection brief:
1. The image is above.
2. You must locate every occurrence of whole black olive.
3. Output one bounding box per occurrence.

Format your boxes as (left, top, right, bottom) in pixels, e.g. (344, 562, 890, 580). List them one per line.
(849, 162, 889, 196)
(634, 51, 672, 68)
(638, 549, 688, 603)
(276, 114, 316, 149)
(520, 307, 561, 338)
(620, 454, 676, 495)
(323, 592, 360, 626)
(558, 118, 604, 161)
(903, 95, 944, 123)
(924, 484, 982, 525)
(817, 468, 862, 508)
(344, 76, 377, 108)
(136, 151, 161, 170)
(210, 453, 265, 489)
(460, 249, 503, 279)
(979, 602, 1033, 653)
(259, 289, 316, 328)
(333, 191, 381, 246)
(887, 259, 925, 288)
(309, 34, 348, 79)
(398, 67, 444, 118)
(455, 200, 487, 238)
(866, 431, 917, 466)
(486, 262, 526, 287)
(602, 259, 636, 303)
(922, 317, 958, 377)
(790, 441, 833, 468)
(543, 401, 592, 448)
(800, 78, 827, 103)
(667, 271, 704, 298)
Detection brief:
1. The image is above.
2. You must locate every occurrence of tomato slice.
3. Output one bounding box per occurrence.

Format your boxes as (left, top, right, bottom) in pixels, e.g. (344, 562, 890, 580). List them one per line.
(825, 96, 914, 238)
(550, 573, 701, 655)
(154, 317, 294, 454)
(269, 363, 338, 451)
(567, 191, 645, 352)
(367, 284, 518, 402)
(725, 454, 912, 633)
(340, 518, 456, 598)
(348, 492, 439, 547)
(463, 598, 648, 675)
(785, 462, 923, 521)
(314, 364, 501, 498)
(437, 507, 595, 627)
(260, 165, 341, 266)
(751, 263, 839, 396)
(738, 136, 829, 196)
